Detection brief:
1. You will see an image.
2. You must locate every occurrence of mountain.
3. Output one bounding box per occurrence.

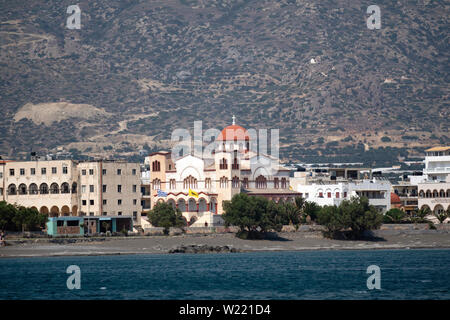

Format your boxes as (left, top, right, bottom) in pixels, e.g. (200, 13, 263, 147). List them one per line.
(0, 0, 448, 165)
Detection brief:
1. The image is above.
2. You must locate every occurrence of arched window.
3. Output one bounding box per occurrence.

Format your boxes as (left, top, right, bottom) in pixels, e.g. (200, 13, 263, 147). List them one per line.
(50, 183, 59, 194)
(220, 158, 228, 170)
(205, 178, 211, 189)
(232, 176, 240, 188)
(242, 177, 249, 189)
(426, 190, 431, 198)
(71, 182, 77, 193)
(220, 177, 228, 188)
(256, 175, 267, 189)
(61, 182, 70, 194)
(18, 184, 27, 195)
(29, 183, 38, 195)
(281, 178, 287, 189)
(152, 160, 161, 172)
(183, 175, 197, 189)
(232, 152, 239, 170)
(439, 190, 445, 198)
(8, 184, 17, 195)
(419, 190, 425, 198)
(40, 183, 49, 194)
(169, 179, 176, 190)
(274, 178, 279, 189)
(433, 190, 438, 198)
(152, 179, 161, 190)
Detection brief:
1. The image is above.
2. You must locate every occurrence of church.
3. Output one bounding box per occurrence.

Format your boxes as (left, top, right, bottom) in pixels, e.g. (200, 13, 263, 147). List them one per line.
(140, 117, 301, 227)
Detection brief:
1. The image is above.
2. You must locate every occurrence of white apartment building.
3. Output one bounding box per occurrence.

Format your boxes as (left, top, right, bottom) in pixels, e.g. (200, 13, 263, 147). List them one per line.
(291, 168, 391, 212)
(418, 146, 450, 215)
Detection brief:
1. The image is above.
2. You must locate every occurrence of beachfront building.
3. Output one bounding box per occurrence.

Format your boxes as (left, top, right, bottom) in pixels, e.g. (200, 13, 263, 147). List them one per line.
(391, 173, 424, 214)
(0, 159, 142, 229)
(418, 146, 450, 216)
(290, 168, 391, 212)
(140, 118, 300, 227)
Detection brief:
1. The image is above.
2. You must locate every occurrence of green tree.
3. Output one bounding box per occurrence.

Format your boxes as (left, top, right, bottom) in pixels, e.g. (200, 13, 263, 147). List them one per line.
(317, 197, 383, 239)
(0, 201, 16, 231)
(410, 207, 431, 223)
(303, 201, 321, 222)
(222, 193, 282, 239)
(434, 209, 449, 224)
(383, 208, 407, 224)
(317, 205, 345, 238)
(12, 206, 46, 233)
(340, 197, 383, 239)
(148, 202, 186, 234)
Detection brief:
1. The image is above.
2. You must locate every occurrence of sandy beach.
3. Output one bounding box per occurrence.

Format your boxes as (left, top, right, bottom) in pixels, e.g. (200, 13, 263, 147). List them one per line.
(1, 226, 450, 258)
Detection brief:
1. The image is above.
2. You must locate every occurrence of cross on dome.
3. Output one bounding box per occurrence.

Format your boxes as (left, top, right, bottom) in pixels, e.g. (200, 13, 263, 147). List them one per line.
(232, 115, 236, 125)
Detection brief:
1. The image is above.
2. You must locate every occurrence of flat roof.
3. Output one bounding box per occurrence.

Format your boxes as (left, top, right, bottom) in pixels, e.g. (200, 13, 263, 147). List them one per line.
(425, 146, 450, 152)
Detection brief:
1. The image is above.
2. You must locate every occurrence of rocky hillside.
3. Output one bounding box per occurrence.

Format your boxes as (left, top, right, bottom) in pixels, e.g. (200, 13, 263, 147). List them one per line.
(0, 0, 448, 165)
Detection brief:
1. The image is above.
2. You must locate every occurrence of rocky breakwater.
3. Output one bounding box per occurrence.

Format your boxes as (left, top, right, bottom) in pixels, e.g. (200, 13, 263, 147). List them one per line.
(168, 244, 241, 254)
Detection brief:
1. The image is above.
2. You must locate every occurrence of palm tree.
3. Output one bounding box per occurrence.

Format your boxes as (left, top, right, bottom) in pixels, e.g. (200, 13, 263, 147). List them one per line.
(434, 209, 449, 224)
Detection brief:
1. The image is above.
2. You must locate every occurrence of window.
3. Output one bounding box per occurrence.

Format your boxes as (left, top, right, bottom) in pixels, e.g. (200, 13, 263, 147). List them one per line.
(89, 185, 94, 193)
(31, 168, 35, 175)
(281, 178, 287, 189)
(117, 185, 122, 193)
(103, 199, 107, 205)
(152, 161, 161, 172)
(344, 192, 347, 198)
(336, 192, 340, 198)
(117, 169, 122, 175)
(52, 167, 57, 174)
(81, 185, 86, 193)
(9, 169, 14, 176)
(57, 220, 64, 227)
(67, 220, 79, 227)
(41, 168, 46, 175)
(183, 176, 197, 189)
(256, 175, 267, 189)
(318, 192, 323, 198)
(232, 176, 240, 188)
(327, 192, 331, 198)
(102, 185, 107, 193)
(90, 200, 94, 205)
(89, 169, 94, 175)
(20, 168, 25, 176)
(132, 169, 136, 175)
(170, 179, 176, 189)
(118, 199, 122, 205)
(133, 185, 137, 193)
(133, 211, 137, 218)
(90, 212, 94, 216)
(63, 166, 68, 174)
(152, 179, 161, 190)
(219, 158, 228, 170)
(133, 199, 137, 205)
(0, 172, 2, 179)
(274, 178, 279, 189)
(82, 169, 86, 175)
(205, 178, 211, 189)
(82, 200, 87, 206)
(118, 212, 122, 216)
(102, 169, 106, 175)
(220, 177, 228, 188)
(102, 212, 107, 216)
(242, 177, 249, 189)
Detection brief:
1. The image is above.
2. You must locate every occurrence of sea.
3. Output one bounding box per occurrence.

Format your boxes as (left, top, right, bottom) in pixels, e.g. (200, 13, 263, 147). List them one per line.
(1, 249, 449, 300)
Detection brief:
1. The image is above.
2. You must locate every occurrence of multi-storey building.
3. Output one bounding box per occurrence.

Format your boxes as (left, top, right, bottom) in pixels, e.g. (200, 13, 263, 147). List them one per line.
(418, 146, 450, 215)
(0, 159, 141, 227)
(141, 119, 300, 227)
(290, 168, 391, 212)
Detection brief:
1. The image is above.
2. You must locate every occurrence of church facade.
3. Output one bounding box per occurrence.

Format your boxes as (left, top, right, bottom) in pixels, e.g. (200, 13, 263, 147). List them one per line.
(141, 119, 301, 227)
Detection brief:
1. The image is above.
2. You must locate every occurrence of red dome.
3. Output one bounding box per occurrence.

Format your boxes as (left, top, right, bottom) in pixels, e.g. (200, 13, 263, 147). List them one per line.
(217, 124, 250, 141)
(390, 192, 401, 204)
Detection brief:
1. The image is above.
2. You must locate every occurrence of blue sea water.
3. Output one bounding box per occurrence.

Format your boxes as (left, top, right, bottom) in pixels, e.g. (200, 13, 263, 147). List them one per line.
(0, 249, 449, 300)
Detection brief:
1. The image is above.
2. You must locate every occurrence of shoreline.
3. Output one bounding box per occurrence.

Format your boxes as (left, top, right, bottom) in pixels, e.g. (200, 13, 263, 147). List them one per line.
(2, 228, 450, 258)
